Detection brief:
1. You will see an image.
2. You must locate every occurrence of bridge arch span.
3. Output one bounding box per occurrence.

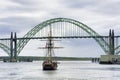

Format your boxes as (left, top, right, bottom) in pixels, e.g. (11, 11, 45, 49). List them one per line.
(17, 18, 109, 55)
(115, 45, 120, 54)
(0, 43, 10, 56)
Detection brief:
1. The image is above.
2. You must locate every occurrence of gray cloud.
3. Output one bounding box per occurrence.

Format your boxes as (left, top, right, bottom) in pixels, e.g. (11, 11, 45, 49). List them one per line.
(60, 0, 120, 16)
(89, 1, 120, 15)
(0, 26, 14, 34)
(59, 0, 99, 8)
(0, 17, 38, 33)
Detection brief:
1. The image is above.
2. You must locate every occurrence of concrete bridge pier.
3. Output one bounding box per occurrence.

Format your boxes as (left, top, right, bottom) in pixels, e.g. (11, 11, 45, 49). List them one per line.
(99, 29, 120, 64)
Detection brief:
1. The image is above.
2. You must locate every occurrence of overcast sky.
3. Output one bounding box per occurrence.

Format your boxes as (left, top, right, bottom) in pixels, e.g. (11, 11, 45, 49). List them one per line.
(0, 0, 120, 57)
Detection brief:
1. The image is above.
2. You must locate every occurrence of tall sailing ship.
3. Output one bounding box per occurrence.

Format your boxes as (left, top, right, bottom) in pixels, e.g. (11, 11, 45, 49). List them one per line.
(39, 25, 62, 70)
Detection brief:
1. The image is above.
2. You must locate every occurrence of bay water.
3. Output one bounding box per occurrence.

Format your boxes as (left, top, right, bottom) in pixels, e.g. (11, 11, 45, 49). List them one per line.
(0, 61, 120, 80)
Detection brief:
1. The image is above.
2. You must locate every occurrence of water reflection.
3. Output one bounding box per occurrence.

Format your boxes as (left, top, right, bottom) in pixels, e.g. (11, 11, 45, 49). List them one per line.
(42, 70, 57, 76)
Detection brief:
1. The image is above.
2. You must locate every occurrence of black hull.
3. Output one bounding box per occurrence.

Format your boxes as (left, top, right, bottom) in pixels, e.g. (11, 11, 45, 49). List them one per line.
(43, 62, 57, 70)
(43, 65, 57, 70)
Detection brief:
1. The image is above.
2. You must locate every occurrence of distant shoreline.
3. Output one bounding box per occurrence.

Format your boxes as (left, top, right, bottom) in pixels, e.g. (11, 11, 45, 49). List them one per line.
(0, 56, 93, 61)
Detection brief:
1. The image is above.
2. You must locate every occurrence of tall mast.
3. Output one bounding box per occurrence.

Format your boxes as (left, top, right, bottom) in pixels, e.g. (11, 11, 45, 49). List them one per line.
(48, 24, 53, 61)
(50, 24, 52, 38)
(39, 24, 63, 61)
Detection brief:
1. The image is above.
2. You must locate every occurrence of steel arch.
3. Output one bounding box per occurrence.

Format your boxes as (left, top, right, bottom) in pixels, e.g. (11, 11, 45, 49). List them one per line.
(0, 43, 10, 55)
(115, 45, 120, 54)
(17, 18, 109, 55)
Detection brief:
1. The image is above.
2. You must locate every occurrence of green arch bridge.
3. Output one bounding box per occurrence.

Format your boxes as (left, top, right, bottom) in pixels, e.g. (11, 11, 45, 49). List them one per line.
(0, 18, 120, 62)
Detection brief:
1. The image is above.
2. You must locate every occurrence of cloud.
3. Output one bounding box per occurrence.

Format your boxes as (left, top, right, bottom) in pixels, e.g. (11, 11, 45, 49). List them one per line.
(89, 0, 120, 16)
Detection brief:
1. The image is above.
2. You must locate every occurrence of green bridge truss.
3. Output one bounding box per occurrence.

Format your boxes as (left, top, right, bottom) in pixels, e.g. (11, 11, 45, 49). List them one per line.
(0, 18, 120, 55)
(0, 43, 10, 56)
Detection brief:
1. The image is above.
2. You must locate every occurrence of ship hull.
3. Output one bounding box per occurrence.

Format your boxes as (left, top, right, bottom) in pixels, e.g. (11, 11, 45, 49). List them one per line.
(43, 61, 57, 70)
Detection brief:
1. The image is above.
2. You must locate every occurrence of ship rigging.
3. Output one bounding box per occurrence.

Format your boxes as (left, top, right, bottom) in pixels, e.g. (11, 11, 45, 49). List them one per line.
(39, 25, 62, 70)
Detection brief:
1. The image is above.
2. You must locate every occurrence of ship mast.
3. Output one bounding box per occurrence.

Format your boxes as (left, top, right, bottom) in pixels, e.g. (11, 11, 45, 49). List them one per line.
(39, 24, 63, 61)
(40, 24, 64, 70)
(47, 24, 54, 61)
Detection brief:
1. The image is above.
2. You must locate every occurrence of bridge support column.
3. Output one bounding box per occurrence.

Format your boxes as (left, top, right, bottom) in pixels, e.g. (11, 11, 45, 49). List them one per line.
(13, 32, 17, 62)
(109, 29, 115, 55)
(10, 32, 14, 62)
(9, 32, 17, 62)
